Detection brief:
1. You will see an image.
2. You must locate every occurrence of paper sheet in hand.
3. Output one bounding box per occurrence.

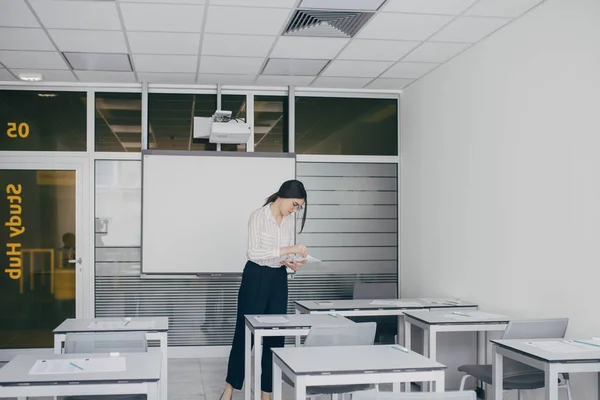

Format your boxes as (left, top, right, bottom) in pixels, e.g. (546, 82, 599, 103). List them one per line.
(294, 255, 321, 263)
(525, 340, 592, 353)
(254, 316, 289, 324)
(29, 357, 126, 375)
(369, 300, 422, 307)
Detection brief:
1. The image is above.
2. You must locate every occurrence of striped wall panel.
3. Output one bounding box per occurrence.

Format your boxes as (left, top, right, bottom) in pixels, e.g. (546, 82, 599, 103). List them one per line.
(95, 161, 398, 346)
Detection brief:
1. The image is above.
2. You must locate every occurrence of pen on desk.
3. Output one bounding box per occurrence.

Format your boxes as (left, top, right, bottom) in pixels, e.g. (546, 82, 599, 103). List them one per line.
(392, 345, 409, 353)
(328, 313, 338, 318)
(452, 311, 470, 317)
(123, 319, 131, 326)
(70, 362, 84, 371)
(574, 339, 600, 349)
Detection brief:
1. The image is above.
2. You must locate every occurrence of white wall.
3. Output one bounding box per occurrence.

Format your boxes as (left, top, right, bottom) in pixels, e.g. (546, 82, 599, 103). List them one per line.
(400, 0, 600, 397)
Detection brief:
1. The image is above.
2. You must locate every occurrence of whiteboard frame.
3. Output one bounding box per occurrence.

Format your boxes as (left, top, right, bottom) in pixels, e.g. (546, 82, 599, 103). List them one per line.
(140, 150, 297, 276)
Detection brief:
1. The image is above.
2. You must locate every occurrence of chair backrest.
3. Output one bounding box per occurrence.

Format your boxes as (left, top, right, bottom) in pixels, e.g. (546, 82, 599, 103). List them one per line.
(353, 282, 397, 300)
(304, 322, 376, 347)
(500, 318, 569, 375)
(353, 391, 476, 400)
(64, 331, 148, 354)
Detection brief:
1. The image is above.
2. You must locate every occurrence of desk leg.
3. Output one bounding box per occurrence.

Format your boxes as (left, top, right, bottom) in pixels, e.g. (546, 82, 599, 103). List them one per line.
(544, 363, 559, 400)
(403, 320, 412, 392)
(491, 345, 503, 400)
(272, 361, 282, 400)
(159, 332, 168, 400)
(254, 332, 263, 400)
(245, 326, 252, 400)
(295, 308, 301, 347)
(295, 376, 306, 400)
(434, 370, 445, 392)
(423, 327, 429, 391)
(148, 381, 160, 400)
(54, 334, 64, 354)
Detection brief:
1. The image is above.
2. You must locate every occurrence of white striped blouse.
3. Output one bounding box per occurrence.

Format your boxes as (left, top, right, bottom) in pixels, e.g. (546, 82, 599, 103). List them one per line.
(247, 203, 296, 267)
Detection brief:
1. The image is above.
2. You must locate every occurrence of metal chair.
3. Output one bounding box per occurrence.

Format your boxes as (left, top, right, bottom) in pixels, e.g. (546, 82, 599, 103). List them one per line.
(353, 390, 477, 400)
(282, 322, 377, 397)
(458, 318, 573, 400)
(64, 331, 148, 400)
(353, 282, 398, 344)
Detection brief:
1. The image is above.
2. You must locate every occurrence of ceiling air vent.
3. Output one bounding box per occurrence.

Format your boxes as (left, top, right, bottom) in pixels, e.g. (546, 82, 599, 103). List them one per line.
(283, 9, 374, 38)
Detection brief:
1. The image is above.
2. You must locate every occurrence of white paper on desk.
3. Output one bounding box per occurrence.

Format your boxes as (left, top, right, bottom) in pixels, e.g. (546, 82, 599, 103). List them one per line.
(419, 298, 462, 305)
(29, 357, 126, 375)
(459, 311, 508, 319)
(87, 320, 155, 330)
(369, 300, 422, 307)
(525, 340, 591, 353)
(254, 316, 289, 324)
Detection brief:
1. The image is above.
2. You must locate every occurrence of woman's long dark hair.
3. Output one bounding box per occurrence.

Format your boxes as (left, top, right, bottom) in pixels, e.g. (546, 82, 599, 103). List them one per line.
(264, 179, 308, 233)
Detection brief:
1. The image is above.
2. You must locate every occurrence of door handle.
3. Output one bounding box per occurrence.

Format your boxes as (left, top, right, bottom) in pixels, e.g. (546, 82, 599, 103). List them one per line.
(68, 257, 82, 265)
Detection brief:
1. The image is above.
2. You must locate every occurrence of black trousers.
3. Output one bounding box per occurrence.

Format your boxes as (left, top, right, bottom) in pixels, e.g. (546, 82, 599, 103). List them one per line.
(226, 261, 288, 393)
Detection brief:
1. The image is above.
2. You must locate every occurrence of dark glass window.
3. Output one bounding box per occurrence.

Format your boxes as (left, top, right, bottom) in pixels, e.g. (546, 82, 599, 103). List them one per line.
(254, 96, 288, 153)
(148, 93, 247, 152)
(95, 92, 142, 152)
(0, 90, 86, 151)
(295, 97, 398, 155)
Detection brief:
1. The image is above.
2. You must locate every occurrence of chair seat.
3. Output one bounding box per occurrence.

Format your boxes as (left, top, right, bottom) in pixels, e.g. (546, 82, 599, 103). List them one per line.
(458, 365, 545, 390)
(64, 396, 146, 400)
(283, 373, 374, 394)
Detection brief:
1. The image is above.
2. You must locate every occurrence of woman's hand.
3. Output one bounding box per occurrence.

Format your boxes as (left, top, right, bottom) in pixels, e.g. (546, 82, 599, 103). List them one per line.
(294, 244, 308, 258)
(281, 259, 306, 272)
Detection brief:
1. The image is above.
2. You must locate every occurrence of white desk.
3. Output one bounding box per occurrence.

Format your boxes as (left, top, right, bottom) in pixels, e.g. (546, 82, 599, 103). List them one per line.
(245, 313, 354, 400)
(272, 344, 447, 400)
(53, 317, 168, 400)
(404, 310, 509, 391)
(0, 352, 161, 399)
(492, 338, 600, 400)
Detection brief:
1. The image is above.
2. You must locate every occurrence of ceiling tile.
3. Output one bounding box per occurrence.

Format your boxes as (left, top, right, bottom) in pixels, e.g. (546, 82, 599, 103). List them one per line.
(321, 60, 394, 77)
(300, 0, 386, 10)
(357, 13, 452, 40)
(403, 42, 470, 62)
(120, 3, 204, 33)
(0, 69, 16, 81)
(0, 0, 39, 28)
(208, 0, 296, 7)
(64, 52, 132, 71)
(382, 0, 478, 14)
(0, 28, 55, 51)
(75, 71, 137, 83)
(196, 74, 257, 85)
(133, 54, 197, 73)
(137, 72, 196, 84)
(381, 61, 438, 78)
(255, 75, 315, 86)
(367, 78, 414, 89)
(312, 77, 372, 88)
(262, 58, 329, 76)
(465, 0, 544, 18)
(337, 39, 419, 61)
(11, 68, 76, 82)
(202, 34, 276, 58)
(430, 16, 511, 43)
(29, 0, 121, 30)
(205, 6, 291, 35)
(270, 37, 349, 59)
(0, 50, 68, 69)
(199, 56, 264, 75)
(128, 32, 200, 55)
(49, 30, 128, 53)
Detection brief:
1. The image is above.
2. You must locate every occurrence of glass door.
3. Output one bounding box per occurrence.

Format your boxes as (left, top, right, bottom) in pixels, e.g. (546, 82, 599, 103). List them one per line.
(0, 158, 86, 358)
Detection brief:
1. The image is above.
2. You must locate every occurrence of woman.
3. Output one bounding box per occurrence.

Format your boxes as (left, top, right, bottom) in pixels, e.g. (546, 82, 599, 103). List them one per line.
(221, 179, 309, 400)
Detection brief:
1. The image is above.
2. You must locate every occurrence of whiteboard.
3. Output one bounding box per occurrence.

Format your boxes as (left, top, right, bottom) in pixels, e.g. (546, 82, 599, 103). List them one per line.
(141, 151, 296, 275)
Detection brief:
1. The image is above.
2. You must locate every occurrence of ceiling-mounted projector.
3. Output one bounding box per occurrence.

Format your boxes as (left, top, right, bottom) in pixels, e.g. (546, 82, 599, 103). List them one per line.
(193, 110, 250, 144)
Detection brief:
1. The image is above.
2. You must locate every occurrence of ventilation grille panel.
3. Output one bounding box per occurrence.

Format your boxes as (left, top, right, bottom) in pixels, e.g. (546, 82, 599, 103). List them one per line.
(284, 10, 374, 38)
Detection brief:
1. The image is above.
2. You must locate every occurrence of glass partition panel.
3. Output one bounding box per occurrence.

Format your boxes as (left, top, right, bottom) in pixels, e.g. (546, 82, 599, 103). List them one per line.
(0, 90, 86, 151)
(295, 96, 398, 155)
(254, 96, 288, 153)
(95, 92, 142, 152)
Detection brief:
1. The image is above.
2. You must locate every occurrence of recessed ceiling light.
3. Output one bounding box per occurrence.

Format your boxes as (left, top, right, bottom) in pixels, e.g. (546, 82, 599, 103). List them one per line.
(18, 73, 43, 82)
(300, 0, 386, 11)
(262, 58, 330, 76)
(63, 52, 133, 72)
